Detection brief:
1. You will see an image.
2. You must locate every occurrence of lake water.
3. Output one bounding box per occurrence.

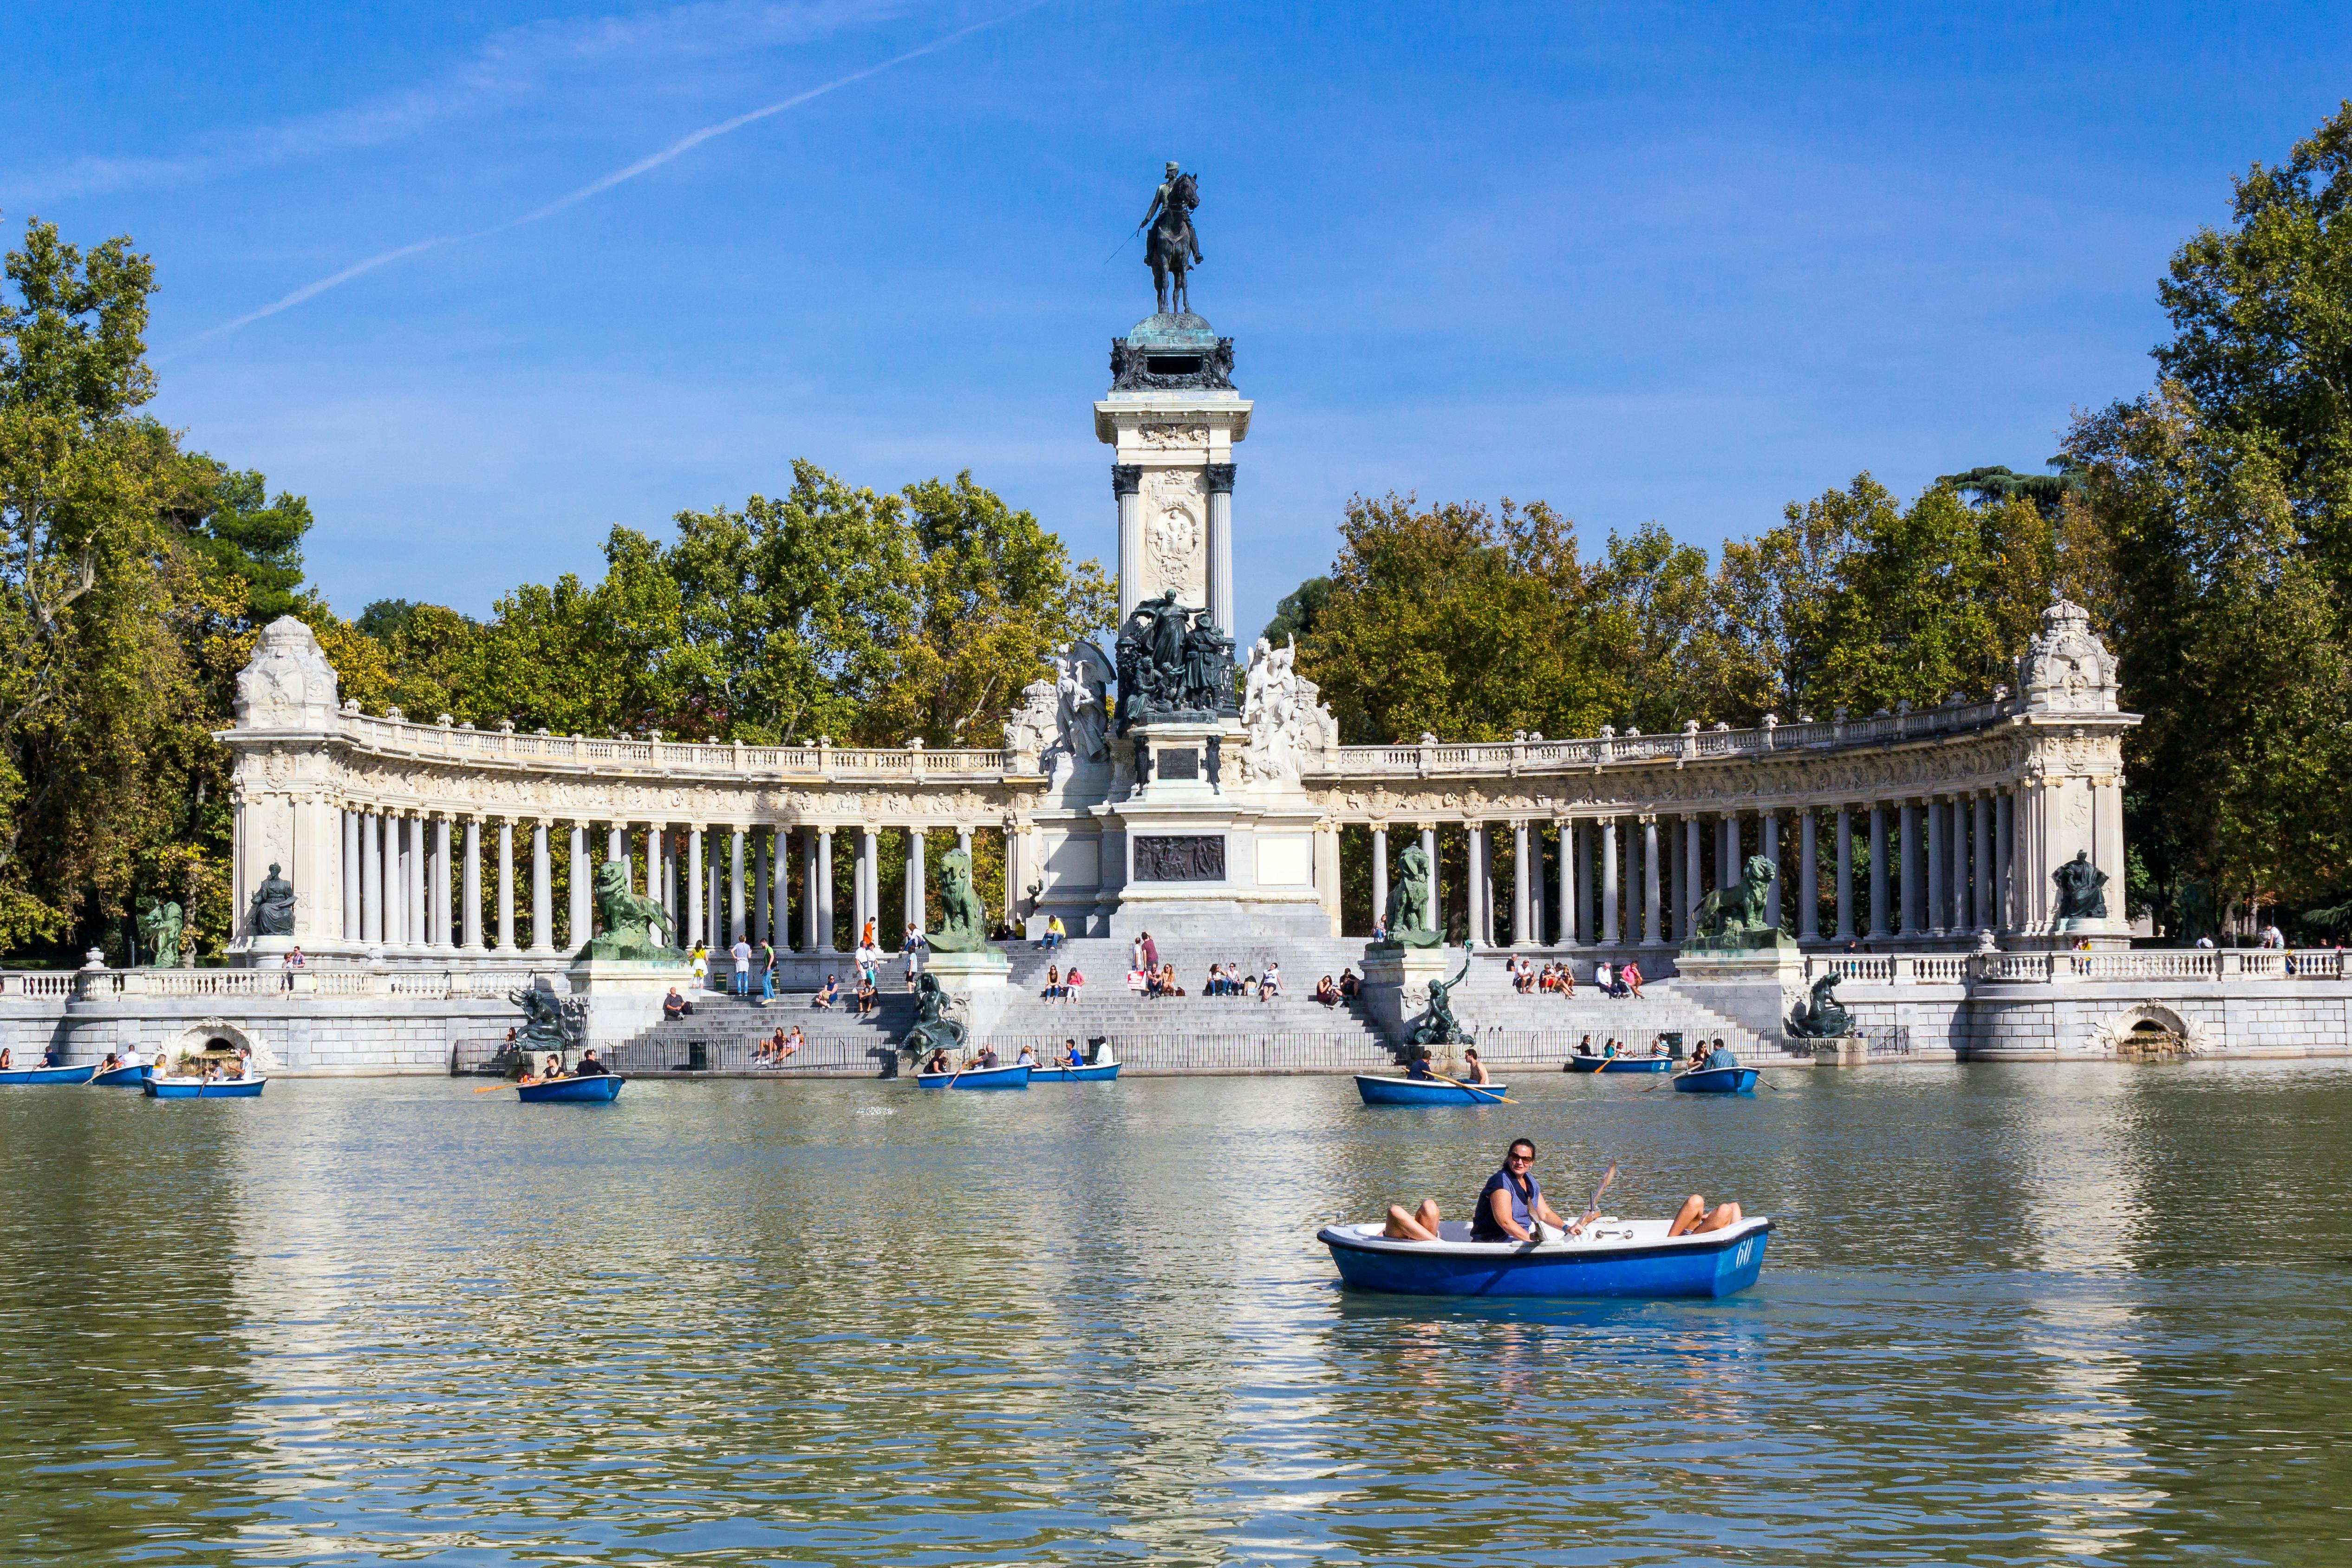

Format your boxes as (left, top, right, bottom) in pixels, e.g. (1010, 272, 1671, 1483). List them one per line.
(3, 1063, 2347, 1566)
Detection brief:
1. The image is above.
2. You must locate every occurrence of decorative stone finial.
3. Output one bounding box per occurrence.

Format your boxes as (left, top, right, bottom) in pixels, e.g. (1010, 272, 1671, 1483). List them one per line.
(2018, 598, 2120, 714)
(233, 616, 341, 730)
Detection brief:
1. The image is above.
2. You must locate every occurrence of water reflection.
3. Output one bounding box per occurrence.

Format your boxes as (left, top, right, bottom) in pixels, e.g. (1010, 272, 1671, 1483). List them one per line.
(0, 1064, 2348, 1564)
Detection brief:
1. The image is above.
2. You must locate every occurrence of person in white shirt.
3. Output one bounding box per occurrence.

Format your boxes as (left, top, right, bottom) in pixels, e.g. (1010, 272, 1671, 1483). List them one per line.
(1594, 960, 1614, 996)
(730, 938, 752, 995)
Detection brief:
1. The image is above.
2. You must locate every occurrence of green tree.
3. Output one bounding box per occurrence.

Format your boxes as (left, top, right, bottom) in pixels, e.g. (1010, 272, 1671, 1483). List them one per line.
(1261, 575, 1330, 646)
(170, 457, 313, 625)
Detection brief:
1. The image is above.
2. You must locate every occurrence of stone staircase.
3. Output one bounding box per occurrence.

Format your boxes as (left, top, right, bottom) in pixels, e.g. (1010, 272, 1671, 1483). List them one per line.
(606, 987, 913, 1077)
(1442, 955, 1781, 1067)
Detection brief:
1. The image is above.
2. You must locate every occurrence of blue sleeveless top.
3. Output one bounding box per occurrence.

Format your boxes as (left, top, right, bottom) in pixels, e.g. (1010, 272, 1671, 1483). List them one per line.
(1471, 1167, 1540, 1241)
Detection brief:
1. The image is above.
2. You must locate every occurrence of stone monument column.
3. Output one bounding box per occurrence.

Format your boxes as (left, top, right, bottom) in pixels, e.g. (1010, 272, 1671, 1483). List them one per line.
(569, 821, 592, 950)
(492, 819, 513, 952)
(1899, 802, 1922, 936)
(730, 828, 748, 943)
(802, 830, 821, 950)
(816, 829, 837, 952)
(343, 810, 361, 940)
(1205, 463, 1236, 635)
(1952, 792, 1973, 932)
(1683, 816, 1702, 938)
(1114, 465, 1144, 619)
(462, 817, 484, 953)
(1554, 817, 1573, 948)
(361, 811, 382, 945)
(1994, 791, 2014, 933)
(1835, 807, 1855, 941)
(1599, 818, 1620, 944)
(756, 831, 771, 946)
(1869, 803, 1890, 939)
(1420, 825, 1440, 933)
(905, 827, 926, 940)
(1926, 796, 1948, 936)
(1510, 820, 1531, 945)
(1646, 823, 1665, 945)
(1798, 809, 1818, 941)
(773, 829, 791, 949)
(527, 820, 551, 954)
(685, 826, 705, 950)
(1369, 823, 1389, 934)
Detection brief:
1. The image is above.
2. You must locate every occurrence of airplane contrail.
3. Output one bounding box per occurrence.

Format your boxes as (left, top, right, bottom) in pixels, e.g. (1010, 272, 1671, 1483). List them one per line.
(172, 9, 1031, 355)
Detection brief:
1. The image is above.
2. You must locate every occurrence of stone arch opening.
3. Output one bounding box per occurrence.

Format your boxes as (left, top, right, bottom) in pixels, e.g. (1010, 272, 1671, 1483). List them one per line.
(2101, 1002, 2197, 1058)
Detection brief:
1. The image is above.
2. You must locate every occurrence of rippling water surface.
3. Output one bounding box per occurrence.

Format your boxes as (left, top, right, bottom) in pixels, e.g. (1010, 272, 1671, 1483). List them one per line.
(3, 1062, 2349, 1565)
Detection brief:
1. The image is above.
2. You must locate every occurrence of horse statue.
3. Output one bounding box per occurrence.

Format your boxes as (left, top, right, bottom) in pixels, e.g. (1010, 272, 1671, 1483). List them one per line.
(1407, 957, 1474, 1048)
(1142, 163, 1203, 316)
(1785, 972, 1855, 1039)
(901, 971, 968, 1061)
(576, 859, 676, 961)
(927, 846, 990, 953)
(1693, 854, 1779, 940)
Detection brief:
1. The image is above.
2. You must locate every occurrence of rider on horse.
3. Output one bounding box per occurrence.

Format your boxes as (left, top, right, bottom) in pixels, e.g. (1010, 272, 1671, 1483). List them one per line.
(1142, 161, 1204, 315)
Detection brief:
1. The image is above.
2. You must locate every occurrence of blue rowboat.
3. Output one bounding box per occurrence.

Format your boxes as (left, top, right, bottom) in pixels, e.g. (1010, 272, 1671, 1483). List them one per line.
(1566, 1054, 1672, 1074)
(0, 1063, 98, 1086)
(915, 1064, 1030, 1090)
(516, 1074, 624, 1103)
(1673, 1066, 1759, 1094)
(1318, 1217, 1772, 1299)
(1027, 1062, 1121, 1082)
(1355, 1075, 1510, 1107)
(93, 1064, 154, 1087)
(145, 1076, 266, 1099)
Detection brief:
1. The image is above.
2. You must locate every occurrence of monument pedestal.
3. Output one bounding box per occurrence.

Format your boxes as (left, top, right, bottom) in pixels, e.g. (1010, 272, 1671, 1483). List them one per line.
(1808, 1034, 1869, 1066)
(566, 956, 697, 1048)
(2010, 921, 2133, 953)
(1359, 944, 1461, 1049)
(924, 948, 1015, 1041)
(1672, 936, 1807, 1043)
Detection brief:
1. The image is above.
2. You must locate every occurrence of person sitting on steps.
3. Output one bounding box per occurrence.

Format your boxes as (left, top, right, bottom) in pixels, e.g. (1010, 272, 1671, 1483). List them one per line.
(812, 975, 840, 1010)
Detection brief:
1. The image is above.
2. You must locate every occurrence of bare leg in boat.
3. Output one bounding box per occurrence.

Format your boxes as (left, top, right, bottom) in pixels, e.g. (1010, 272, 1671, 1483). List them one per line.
(1384, 1200, 1442, 1241)
(1668, 1195, 1744, 1236)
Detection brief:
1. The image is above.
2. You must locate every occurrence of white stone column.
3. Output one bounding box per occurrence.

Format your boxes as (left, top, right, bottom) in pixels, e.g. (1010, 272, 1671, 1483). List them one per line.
(817, 829, 837, 952)
(729, 827, 747, 943)
(361, 812, 382, 945)
(432, 815, 451, 948)
(1464, 824, 1484, 946)
(1761, 811, 1781, 930)
(1995, 790, 2015, 933)
(858, 827, 879, 944)
(1600, 818, 1620, 944)
(802, 829, 820, 950)
(1205, 463, 1235, 635)
(569, 822, 591, 949)
(1926, 797, 1948, 936)
(1420, 825, 1440, 934)
(607, 825, 625, 864)
(523, 821, 544, 953)
(1370, 824, 1389, 935)
(773, 829, 791, 948)
(342, 811, 361, 939)
(1114, 465, 1143, 619)
(1900, 802, 1922, 936)
(461, 817, 483, 952)
(1528, 823, 1545, 946)
(494, 820, 514, 952)
(1572, 820, 1592, 944)
(1799, 810, 1819, 941)
(1642, 816, 1661, 944)
(756, 831, 772, 945)
(1869, 804, 1889, 939)
(1683, 816, 1702, 938)
(409, 814, 427, 948)
(1554, 819, 1573, 947)
(1835, 807, 1854, 941)
(1511, 820, 1531, 945)
(684, 826, 705, 950)
(1972, 791, 1993, 931)
(905, 827, 926, 942)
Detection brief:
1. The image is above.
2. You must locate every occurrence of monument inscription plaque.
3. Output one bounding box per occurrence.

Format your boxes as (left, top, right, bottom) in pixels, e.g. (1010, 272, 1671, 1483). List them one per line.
(1135, 835, 1225, 882)
(1158, 748, 1199, 781)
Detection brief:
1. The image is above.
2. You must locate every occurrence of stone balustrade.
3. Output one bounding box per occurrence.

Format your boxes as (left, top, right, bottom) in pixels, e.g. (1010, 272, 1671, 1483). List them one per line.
(339, 713, 1024, 779)
(1804, 949, 2348, 987)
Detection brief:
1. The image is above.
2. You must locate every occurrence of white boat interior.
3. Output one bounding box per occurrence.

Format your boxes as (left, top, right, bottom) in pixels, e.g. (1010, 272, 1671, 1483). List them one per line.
(1328, 1216, 1771, 1254)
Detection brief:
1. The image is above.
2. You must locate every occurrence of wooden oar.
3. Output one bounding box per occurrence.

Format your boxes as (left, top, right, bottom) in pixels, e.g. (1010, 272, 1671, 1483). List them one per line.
(1424, 1067, 1515, 1104)
(475, 1076, 541, 1093)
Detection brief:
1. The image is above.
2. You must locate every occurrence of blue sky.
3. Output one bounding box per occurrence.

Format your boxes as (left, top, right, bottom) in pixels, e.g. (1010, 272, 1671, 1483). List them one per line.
(6, 2, 2349, 641)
